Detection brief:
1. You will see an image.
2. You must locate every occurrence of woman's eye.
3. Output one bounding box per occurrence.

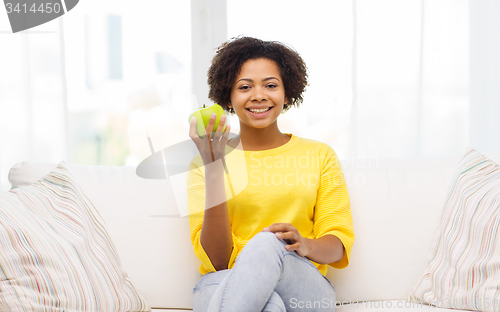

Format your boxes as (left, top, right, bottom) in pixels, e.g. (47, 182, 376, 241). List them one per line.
(239, 85, 249, 90)
(267, 84, 277, 88)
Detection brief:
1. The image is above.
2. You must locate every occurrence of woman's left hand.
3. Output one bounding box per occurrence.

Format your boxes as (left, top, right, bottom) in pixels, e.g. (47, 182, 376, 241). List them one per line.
(262, 223, 312, 257)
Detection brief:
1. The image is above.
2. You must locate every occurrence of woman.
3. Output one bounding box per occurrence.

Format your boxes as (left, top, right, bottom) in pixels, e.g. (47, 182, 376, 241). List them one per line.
(186, 36, 354, 312)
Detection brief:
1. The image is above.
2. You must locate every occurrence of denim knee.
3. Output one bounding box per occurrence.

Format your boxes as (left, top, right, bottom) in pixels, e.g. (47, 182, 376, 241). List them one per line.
(244, 231, 287, 254)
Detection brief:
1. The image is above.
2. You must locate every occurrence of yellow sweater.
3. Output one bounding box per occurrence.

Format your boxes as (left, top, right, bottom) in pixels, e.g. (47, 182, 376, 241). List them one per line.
(186, 133, 354, 276)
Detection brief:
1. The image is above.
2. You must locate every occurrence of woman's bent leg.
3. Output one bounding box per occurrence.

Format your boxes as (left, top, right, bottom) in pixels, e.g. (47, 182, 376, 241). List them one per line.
(275, 249, 336, 311)
(192, 269, 231, 312)
(206, 231, 336, 312)
(262, 291, 286, 312)
(193, 269, 285, 312)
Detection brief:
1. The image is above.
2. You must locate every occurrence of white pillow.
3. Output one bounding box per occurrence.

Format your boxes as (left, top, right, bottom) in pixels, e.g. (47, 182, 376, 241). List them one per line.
(0, 161, 150, 311)
(407, 147, 500, 311)
(8, 161, 201, 309)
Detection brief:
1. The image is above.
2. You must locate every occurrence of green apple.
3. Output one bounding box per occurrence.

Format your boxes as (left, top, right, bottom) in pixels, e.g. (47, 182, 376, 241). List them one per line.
(188, 103, 227, 138)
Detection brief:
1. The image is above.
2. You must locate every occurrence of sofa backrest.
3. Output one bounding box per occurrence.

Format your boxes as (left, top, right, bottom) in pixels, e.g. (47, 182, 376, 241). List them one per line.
(8, 150, 500, 308)
(328, 151, 500, 304)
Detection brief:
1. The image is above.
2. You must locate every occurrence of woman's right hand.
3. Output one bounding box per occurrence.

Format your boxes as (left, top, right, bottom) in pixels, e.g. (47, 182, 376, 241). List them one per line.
(189, 113, 231, 166)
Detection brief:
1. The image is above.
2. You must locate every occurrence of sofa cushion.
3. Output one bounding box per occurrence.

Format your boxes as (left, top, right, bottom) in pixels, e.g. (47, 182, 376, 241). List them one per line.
(8, 161, 201, 310)
(407, 148, 500, 311)
(0, 161, 149, 311)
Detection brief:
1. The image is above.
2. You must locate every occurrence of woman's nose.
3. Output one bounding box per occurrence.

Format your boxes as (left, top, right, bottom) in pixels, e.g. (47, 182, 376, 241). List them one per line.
(251, 86, 267, 102)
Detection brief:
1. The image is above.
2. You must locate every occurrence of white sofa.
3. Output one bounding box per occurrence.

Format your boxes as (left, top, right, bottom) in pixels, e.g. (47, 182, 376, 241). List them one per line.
(7, 150, 500, 311)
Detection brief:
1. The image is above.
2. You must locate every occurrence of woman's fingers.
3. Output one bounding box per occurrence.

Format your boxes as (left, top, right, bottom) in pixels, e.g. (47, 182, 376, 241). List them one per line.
(275, 231, 297, 244)
(212, 114, 229, 143)
(205, 113, 217, 139)
(285, 242, 300, 252)
(265, 223, 294, 233)
(188, 116, 199, 140)
(215, 115, 226, 137)
(221, 124, 231, 144)
(188, 112, 230, 165)
(189, 112, 228, 142)
(188, 116, 212, 141)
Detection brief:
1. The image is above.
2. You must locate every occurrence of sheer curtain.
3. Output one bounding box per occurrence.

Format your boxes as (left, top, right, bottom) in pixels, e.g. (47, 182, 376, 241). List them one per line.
(469, 0, 500, 154)
(355, 0, 469, 159)
(1, 0, 499, 191)
(0, 19, 69, 191)
(62, 0, 192, 167)
(226, 0, 470, 163)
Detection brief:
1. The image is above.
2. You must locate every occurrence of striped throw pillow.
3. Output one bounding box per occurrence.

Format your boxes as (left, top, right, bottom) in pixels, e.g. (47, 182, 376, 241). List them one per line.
(0, 161, 150, 311)
(408, 147, 500, 312)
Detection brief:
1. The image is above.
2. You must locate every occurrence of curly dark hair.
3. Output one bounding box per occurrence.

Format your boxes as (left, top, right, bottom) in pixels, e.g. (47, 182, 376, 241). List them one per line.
(207, 36, 309, 115)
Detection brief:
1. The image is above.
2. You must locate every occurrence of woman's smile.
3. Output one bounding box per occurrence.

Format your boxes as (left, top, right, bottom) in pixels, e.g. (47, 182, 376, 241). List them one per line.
(246, 106, 274, 117)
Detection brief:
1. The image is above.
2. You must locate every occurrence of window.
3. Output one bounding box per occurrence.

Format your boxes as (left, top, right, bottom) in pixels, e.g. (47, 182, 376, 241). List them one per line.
(63, 0, 192, 166)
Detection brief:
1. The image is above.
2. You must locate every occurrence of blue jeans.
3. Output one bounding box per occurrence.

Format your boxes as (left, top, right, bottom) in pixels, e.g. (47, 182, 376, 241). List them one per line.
(192, 231, 336, 312)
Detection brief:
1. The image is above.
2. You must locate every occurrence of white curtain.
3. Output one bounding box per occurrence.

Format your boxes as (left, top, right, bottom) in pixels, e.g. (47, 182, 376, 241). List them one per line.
(226, 0, 471, 161)
(1, 0, 499, 192)
(0, 19, 69, 191)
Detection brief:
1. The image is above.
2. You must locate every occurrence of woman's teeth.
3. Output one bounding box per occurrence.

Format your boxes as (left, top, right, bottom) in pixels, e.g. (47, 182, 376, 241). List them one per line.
(249, 107, 271, 113)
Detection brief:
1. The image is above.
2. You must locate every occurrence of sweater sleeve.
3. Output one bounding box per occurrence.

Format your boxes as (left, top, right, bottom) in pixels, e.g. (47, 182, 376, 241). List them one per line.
(313, 146, 355, 269)
(186, 156, 241, 274)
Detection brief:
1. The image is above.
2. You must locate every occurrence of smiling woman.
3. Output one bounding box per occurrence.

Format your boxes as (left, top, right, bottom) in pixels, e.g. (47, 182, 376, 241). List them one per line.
(186, 36, 354, 312)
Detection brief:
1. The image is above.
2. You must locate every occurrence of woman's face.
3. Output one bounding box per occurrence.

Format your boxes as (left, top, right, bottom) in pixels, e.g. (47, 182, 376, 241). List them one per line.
(229, 58, 288, 131)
